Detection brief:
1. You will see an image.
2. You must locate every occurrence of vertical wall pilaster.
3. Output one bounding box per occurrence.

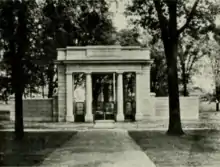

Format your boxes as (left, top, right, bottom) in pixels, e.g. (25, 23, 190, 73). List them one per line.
(135, 72, 143, 121)
(139, 65, 154, 117)
(57, 64, 66, 122)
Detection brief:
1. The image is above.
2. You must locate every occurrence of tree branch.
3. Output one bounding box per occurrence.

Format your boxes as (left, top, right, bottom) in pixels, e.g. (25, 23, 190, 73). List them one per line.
(179, 41, 193, 65)
(153, 0, 169, 40)
(178, 0, 200, 35)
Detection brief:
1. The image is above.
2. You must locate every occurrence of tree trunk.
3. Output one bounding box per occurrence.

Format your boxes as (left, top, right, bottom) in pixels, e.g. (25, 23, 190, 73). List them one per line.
(14, 83, 24, 140)
(216, 86, 220, 111)
(13, 0, 28, 140)
(166, 43, 184, 135)
(165, 1, 184, 135)
(42, 85, 44, 98)
(12, 48, 24, 140)
(29, 87, 32, 98)
(47, 66, 54, 98)
(181, 63, 189, 96)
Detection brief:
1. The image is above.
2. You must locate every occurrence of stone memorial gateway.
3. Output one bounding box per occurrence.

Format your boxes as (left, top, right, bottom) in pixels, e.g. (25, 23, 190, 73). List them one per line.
(55, 45, 153, 122)
(53, 45, 199, 123)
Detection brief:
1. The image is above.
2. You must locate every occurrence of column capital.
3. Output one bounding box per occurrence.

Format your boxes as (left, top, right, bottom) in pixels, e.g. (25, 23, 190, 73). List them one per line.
(85, 71, 92, 75)
(116, 71, 124, 74)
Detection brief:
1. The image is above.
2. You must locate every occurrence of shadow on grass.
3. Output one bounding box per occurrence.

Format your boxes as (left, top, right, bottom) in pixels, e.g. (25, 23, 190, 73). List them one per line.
(0, 131, 77, 166)
(129, 129, 220, 167)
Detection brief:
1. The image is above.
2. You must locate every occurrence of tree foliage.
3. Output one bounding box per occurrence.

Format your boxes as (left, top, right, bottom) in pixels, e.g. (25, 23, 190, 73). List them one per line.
(0, 0, 41, 139)
(206, 38, 220, 110)
(116, 28, 141, 46)
(37, 0, 116, 97)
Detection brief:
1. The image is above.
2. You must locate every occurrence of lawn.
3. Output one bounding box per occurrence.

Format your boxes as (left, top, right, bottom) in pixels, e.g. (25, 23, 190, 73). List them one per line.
(129, 129, 220, 167)
(0, 131, 76, 166)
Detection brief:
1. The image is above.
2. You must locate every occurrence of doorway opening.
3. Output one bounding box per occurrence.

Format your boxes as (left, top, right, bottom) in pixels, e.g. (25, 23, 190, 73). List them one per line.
(92, 73, 116, 121)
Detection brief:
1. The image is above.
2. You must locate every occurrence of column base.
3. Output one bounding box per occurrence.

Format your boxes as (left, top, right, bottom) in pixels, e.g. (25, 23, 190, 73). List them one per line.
(116, 114, 124, 122)
(135, 113, 143, 121)
(85, 114, 93, 122)
(66, 115, 75, 122)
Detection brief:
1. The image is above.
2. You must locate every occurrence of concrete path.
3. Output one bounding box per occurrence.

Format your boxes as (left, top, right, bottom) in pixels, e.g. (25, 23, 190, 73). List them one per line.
(39, 130, 156, 167)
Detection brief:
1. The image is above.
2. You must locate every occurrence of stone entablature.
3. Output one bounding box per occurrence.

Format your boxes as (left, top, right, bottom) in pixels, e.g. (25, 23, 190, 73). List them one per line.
(56, 45, 150, 63)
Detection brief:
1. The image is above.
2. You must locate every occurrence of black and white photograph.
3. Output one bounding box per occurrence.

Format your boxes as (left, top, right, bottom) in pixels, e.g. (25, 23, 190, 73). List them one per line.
(0, 0, 220, 166)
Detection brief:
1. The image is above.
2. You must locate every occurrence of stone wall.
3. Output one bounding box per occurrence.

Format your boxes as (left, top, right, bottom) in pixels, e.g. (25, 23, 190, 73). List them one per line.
(154, 96, 199, 119)
(9, 98, 55, 122)
(0, 103, 13, 120)
(23, 99, 53, 121)
(0, 95, 199, 122)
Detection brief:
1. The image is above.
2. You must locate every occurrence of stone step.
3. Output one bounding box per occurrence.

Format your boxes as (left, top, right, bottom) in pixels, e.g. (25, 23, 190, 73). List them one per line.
(94, 120, 115, 129)
(95, 120, 115, 123)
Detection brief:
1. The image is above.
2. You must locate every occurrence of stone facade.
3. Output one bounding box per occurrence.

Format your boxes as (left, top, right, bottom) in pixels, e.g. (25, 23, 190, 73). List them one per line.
(55, 45, 153, 122)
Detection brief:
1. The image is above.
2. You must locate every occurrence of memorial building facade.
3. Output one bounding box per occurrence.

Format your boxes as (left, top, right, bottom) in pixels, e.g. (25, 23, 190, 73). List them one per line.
(55, 45, 154, 122)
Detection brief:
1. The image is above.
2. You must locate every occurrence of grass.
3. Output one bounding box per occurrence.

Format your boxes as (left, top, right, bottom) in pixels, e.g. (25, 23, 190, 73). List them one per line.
(129, 129, 220, 167)
(0, 131, 77, 166)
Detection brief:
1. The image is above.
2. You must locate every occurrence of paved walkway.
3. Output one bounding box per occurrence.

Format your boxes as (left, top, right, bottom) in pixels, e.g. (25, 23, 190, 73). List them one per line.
(39, 130, 156, 167)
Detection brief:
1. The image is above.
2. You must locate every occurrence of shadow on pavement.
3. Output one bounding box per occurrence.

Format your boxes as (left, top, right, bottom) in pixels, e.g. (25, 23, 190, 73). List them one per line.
(0, 131, 76, 166)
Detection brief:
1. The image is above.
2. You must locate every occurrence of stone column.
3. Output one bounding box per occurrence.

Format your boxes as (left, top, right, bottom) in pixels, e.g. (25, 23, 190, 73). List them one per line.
(66, 72, 74, 122)
(85, 72, 93, 122)
(117, 72, 124, 121)
(135, 72, 143, 121)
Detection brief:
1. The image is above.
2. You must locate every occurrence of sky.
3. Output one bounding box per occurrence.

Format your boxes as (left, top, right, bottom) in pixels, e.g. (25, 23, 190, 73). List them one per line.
(109, 1, 128, 30)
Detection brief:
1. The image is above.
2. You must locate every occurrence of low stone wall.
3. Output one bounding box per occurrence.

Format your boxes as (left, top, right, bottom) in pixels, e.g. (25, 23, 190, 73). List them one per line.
(0, 95, 199, 122)
(22, 99, 53, 121)
(7, 97, 57, 122)
(0, 103, 13, 120)
(154, 96, 199, 119)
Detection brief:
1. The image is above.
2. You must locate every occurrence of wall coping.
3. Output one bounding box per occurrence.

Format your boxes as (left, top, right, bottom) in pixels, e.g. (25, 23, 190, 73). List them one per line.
(23, 98, 53, 100)
(56, 59, 153, 64)
(57, 45, 148, 51)
(155, 96, 199, 99)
